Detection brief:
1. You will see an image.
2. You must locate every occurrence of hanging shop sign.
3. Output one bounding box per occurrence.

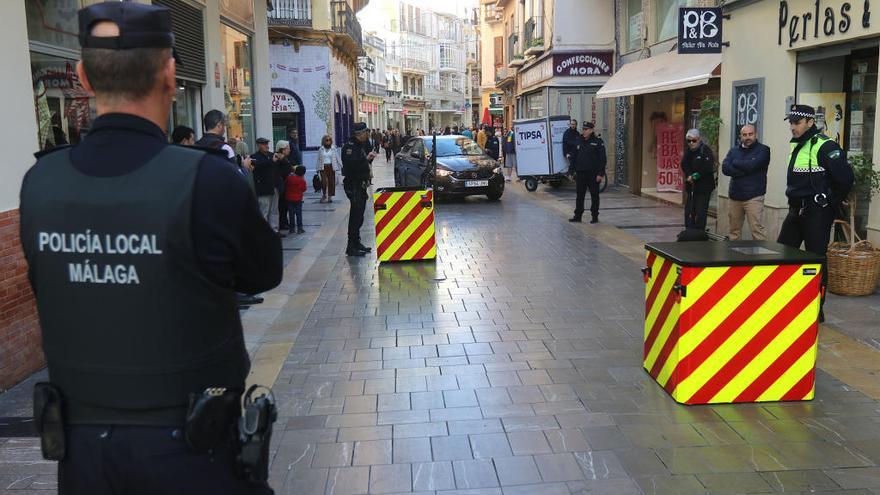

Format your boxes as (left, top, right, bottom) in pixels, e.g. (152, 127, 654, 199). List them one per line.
(778, 1, 871, 48)
(271, 92, 300, 113)
(656, 122, 684, 192)
(552, 51, 614, 76)
(678, 7, 723, 54)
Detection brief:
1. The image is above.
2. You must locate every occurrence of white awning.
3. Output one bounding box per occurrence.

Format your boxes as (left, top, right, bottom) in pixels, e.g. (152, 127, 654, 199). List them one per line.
(596, 51, 721, 99)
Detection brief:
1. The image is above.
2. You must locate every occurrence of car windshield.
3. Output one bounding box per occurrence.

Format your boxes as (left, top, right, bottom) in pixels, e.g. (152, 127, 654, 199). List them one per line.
(424, 137, 486, 157)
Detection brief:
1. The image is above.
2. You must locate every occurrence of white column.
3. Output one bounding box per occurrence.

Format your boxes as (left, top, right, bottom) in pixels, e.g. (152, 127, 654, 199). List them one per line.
(252, 0, 272, 141)
(1, 0, 39, 211)
(202, 1, 224, 121)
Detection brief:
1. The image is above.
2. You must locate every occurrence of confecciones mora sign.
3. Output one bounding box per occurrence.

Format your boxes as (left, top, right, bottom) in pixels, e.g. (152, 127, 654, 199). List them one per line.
(778, 0, 872, 47)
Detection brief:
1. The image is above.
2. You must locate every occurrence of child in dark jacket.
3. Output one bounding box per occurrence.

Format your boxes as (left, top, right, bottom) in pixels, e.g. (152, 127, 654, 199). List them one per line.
(285, 165, 308, 234)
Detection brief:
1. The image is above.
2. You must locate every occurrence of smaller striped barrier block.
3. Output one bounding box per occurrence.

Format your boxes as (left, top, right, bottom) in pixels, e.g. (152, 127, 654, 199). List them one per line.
(642, 241, 824, 405)
(373, 187, 436, 263)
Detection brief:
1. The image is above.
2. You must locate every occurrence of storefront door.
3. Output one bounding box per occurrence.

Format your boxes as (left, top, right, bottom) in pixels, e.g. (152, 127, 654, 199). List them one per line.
(845, 47, 878, 237)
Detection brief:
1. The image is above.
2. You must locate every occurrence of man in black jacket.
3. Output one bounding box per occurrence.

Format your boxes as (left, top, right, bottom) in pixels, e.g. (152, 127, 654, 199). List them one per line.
(681, 129, 716, 230)
(341, 122, 376, 256)
(250, 137, 284, 235)
(569, 122, 606, 224)
(19, 3, 281, 492)
(562, 119, 580, 173)
(722, 124, 770, 240)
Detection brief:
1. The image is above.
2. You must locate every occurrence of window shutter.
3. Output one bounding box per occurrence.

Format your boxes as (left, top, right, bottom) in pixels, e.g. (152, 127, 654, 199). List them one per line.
(493, 36, 503, 66)
(154, 0, 206, 83)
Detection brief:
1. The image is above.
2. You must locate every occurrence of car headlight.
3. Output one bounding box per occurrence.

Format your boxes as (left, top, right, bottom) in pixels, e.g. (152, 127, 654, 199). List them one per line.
(437, 169, 452, 177)
(493, 167, 503, 174)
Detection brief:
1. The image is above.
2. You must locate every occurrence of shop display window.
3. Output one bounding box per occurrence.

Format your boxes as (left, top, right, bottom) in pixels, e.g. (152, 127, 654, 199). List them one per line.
(30, 52, 95, 151)
(220, 24, 255, 151)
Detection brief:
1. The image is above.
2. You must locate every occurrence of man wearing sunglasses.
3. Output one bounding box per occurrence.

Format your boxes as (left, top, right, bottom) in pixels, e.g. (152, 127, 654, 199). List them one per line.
(681, 129, 716, 230)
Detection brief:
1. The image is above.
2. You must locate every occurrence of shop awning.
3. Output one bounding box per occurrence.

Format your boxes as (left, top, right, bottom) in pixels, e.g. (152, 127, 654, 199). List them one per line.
(596, 51, 721, 99)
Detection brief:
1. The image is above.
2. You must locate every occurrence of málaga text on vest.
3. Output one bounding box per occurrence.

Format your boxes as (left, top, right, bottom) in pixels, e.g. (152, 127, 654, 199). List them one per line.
(37, 230, 164, 285)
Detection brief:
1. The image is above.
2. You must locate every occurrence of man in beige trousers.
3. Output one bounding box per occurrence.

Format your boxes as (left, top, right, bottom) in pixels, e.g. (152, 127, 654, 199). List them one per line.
(722, 124, 770, 240)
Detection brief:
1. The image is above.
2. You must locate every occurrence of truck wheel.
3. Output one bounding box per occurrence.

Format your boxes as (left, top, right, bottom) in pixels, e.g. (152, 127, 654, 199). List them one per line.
(524, 178, 538, 192)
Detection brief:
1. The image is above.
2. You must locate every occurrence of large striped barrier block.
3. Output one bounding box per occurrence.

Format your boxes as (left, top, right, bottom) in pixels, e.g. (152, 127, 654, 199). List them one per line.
(642, 241, 823, 405)
(373, 187, 436, 262)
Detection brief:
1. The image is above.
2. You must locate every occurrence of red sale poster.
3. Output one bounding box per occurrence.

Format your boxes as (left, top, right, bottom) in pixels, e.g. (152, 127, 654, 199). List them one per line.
(655, 123, 684, 192)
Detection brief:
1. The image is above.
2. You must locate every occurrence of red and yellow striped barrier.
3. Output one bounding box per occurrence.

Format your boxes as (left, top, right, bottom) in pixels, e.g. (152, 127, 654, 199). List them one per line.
(373, 188, 436, 262)
(643, 250, 821, 404)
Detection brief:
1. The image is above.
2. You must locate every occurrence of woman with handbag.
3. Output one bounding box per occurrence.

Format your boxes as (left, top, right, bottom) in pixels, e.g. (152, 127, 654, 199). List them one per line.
(316, 134, 342, 203)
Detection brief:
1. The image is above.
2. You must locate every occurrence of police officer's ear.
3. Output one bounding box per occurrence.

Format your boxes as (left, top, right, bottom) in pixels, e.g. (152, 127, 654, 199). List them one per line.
(159, 52, 177, 100)
(75, 61, 95, 95)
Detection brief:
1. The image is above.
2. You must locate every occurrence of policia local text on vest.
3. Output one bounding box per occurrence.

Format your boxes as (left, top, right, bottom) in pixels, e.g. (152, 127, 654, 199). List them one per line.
(19, 3, 282, 493)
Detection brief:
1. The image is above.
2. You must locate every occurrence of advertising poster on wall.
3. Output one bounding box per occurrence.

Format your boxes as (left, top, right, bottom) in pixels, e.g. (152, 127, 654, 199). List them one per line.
(799, 92, 846, 144)
(656, 122, 684, 192)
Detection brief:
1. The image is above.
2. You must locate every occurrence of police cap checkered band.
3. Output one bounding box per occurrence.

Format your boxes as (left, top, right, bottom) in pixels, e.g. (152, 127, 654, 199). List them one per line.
(785, 104, 815, 121)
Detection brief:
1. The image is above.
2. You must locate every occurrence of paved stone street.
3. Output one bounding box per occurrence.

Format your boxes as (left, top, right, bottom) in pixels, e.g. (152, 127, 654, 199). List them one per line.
(1, 157, 880, 494)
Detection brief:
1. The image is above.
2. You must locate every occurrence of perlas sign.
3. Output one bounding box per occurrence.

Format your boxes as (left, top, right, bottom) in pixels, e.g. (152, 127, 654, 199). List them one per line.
(778, 0, 871, 47)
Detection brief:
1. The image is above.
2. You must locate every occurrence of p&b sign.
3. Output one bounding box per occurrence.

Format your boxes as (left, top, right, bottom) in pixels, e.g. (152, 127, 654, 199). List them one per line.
(678, 7, 722, 54)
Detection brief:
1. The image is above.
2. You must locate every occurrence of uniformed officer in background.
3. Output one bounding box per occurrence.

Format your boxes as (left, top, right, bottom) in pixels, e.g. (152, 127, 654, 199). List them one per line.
(342, 122, 376, 256)
(19, 3, 281, 492)
(779, 104, 853, 320)
(569, 122, 606, 224)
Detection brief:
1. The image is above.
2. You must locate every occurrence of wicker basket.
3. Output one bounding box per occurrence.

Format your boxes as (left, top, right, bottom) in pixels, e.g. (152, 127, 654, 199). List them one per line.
(827, 220, 880, 296)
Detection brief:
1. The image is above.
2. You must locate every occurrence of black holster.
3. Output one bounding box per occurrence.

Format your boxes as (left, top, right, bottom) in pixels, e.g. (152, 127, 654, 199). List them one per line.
(184, 387, 240, 452)
(236, 385, 277, 483)
(33, 382, 66, 461)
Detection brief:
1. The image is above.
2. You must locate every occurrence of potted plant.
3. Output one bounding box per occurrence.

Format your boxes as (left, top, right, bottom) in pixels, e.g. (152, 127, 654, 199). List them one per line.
(826, 153, 880, 296)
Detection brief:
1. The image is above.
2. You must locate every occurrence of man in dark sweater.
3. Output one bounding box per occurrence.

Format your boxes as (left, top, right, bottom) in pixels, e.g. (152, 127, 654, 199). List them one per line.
(722, 124, 770, 240)
(562, 119, 580, 174)
(250, 137, 284, 235)
(681, 129, 716, 231)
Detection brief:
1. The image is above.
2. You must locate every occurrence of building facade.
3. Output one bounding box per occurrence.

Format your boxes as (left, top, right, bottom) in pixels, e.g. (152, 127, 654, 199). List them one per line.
(2, 0, 273, 390)
(267, 0, 367, 159)
(718, 0, 880, 243)
(358, 32, 388, 130)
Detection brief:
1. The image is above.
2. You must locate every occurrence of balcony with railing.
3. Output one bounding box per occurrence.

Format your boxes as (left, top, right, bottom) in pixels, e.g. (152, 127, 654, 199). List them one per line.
(331, 1, 363, 48)
(268, 0, 312, 26)
(385, 90, 403, 108)
(358, 79, 387, 97)
(400, 55, 431, 74)
(483, 4, 502, 23)
(524, 16, 545, 56)
(439, 46, 464, 73)
(495, 65, 515, 87)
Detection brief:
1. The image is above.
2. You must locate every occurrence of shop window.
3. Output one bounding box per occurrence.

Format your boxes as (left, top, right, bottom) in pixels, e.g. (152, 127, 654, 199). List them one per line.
(220, 24, 255, 151)
(31, 52, 94, 151)
(626, 0, 643, 52)
(26, 0, 83, 51)
(655, 0, 697, 42)
(171, 83, 201, 136)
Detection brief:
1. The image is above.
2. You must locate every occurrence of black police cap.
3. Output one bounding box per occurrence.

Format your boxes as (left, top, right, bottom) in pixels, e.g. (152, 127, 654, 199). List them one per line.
(582, 122, 595, 130)
(79, 2, 174, 50)
(785, 104, 815, 121)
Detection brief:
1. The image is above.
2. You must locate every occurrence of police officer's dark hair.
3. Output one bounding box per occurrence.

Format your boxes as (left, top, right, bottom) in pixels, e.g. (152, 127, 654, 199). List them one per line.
(203, 110, 226, 132)
(171, 126, 194, 144)
(81, 47, 171, 101)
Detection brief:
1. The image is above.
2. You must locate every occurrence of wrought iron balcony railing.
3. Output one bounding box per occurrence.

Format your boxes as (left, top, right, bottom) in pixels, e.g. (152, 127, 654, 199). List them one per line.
(268, 0, 312, 26)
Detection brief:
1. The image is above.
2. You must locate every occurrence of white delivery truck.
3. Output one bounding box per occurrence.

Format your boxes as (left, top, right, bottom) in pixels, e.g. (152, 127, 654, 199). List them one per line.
(513, 115, 572, 191)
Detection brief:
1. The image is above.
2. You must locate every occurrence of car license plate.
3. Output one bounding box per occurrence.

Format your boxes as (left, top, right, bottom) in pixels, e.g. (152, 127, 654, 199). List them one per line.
(465, 180, 489, 187)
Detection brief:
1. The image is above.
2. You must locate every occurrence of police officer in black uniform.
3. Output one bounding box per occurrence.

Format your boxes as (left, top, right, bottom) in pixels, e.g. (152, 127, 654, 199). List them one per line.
(779, 104, 854, 320)
(569, 122, 606, 224)
(341, 122, 376, 256)
(19, 3, 281, 493)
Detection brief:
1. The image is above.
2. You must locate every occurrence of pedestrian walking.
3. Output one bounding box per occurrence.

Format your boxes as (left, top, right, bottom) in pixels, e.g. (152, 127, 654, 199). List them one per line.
(484, 126, 500, 160)
(462, 127, 473, 139)
(381, 131, 392, 161)
(19, 3, 281, 493)
(286, 165, 308, 234)
(476, 125, 488, 149)
(502, 128, 517, 182)
(196, 109, 236, 160)
(341, 122, 376, 256)
(251, 137, 284, 235)
(392, 129, 402, 155)
(778, 104, 854, 320)
(275, 140, 293, 231)
(681, 129, 716, 231)
(171, 125, 194, 145)
(316, 135, 341, 203)
(721, 124, 770, 240)
(568, 122, 606, 224)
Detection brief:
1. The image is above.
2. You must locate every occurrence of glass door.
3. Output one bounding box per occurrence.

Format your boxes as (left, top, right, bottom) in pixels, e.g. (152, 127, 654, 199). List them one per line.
(845, 48, 878, 238)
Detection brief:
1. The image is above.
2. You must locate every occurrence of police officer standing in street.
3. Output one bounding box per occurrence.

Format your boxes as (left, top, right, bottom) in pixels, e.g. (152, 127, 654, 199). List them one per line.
(779, 104, 854, 320)
(569, 122, 606, 224)
(342, 122, 376, 256)
(19, 3, 281, 493)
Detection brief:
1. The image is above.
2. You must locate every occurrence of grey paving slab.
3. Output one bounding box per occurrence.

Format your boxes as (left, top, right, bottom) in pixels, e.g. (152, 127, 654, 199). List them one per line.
(393, 437, 433, 464)
(369, 464, 412, 494)
(412, 461, 457, 491)
(469, 432, 513, 459)
(326, 466, 370, 495)
(494, 456, 543, 486)
(452, 459, 500, 489)
(432, 435, 473, 461)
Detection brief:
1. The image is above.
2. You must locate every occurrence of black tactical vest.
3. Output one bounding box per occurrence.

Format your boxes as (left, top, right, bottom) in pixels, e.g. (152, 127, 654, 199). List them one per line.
(20, 146, 249, 420)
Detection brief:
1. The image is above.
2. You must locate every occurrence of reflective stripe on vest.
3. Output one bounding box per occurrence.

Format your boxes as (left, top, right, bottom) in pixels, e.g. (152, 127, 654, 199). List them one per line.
(789, 134, 831, 173)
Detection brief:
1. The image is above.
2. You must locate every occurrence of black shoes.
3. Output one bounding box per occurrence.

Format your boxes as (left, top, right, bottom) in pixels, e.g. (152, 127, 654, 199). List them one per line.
(590, 217, 599, 224)
(357, 243, 372, 252)
(346, 247, 367, 256)
(568, 217, 582, 223)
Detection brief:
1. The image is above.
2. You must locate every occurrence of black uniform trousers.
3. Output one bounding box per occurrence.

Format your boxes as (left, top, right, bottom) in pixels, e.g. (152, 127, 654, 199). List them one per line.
(60, 425, 273, 495)
(385, 146, 392, 161)
(344, 178, 368, 247)
(277, 183, 289, 230)
(574, 171, 600, 220)
(777, 200, 836, 308)
(685, 189, 712, 231)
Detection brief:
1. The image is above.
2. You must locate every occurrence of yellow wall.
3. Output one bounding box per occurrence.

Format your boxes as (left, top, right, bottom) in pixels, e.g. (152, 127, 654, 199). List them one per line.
(717, 0, 880, 240)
